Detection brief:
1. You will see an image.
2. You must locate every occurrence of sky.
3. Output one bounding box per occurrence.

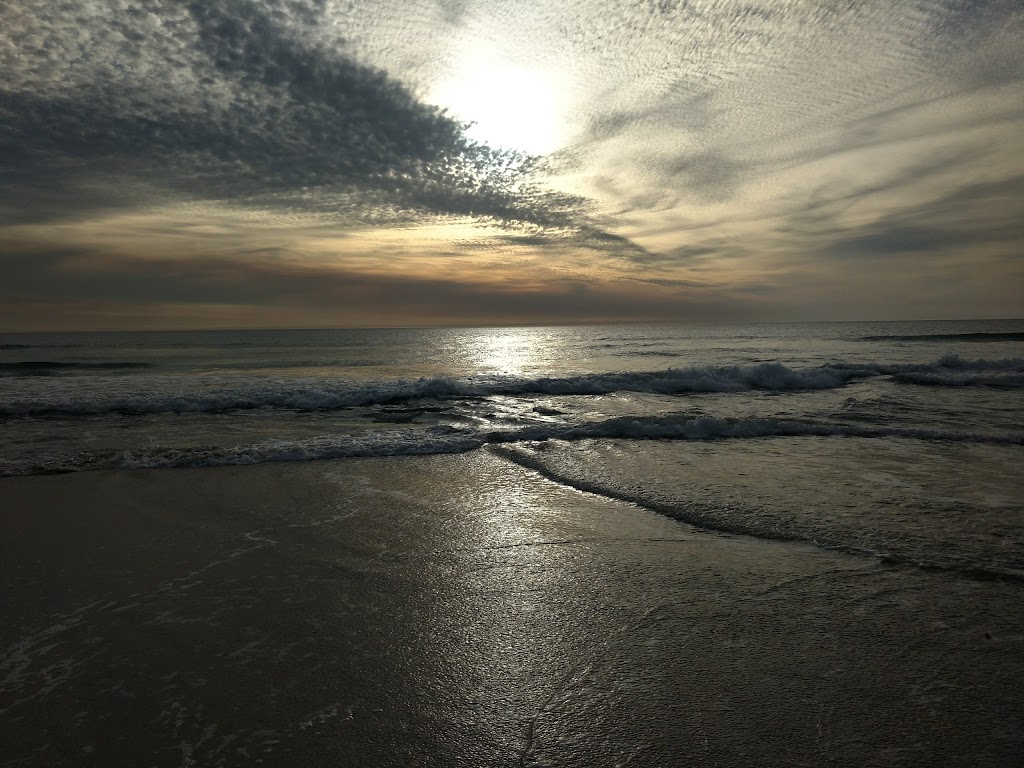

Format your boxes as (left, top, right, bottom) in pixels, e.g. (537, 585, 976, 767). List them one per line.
(1, 0, 1022, 331)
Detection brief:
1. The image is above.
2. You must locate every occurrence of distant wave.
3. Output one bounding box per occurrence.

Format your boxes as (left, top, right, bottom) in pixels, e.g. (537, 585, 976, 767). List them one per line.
(2, 414, 1020, 477)
(892, 372, 1024, 387)
(0, 361, 154, 376)
(2, 356, 1021, 416)
(857, 332, 1024, 342)
(613, 349, 679, 357)
(826, 353, 1023, 373)
(828, 354, 1024, 387)
(0, 340, 272, 351)
(0, 343, 91, 350)
(0, 361, 857, 416)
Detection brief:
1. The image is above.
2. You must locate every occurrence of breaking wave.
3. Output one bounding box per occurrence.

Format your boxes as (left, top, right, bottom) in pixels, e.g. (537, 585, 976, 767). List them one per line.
(827, 355, 1024, 388)
(826, 354, 1023, 374)
(2, 414, 1020, 477)
(0, 361, 853, 416)
(3, 356, 1021, 417)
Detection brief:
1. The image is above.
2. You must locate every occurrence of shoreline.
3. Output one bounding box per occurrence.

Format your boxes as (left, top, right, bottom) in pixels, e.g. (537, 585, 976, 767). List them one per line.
(2, 453, 1022, 766)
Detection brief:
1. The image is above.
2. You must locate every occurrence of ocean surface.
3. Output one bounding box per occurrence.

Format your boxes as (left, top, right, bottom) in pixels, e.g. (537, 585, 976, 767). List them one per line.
(2, 319, 1023, 580)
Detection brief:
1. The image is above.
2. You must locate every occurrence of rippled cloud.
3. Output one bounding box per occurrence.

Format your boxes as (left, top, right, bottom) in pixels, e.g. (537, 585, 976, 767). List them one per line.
(0, 0, 605, 238)
(1, 0, 1022, 328)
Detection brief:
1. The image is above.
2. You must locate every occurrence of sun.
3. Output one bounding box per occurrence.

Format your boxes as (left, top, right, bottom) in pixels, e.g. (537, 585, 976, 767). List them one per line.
(429, 44, 569, 156)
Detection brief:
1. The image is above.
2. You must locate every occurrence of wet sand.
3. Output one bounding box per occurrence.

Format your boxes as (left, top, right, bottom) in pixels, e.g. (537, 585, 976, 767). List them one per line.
(2, 451, 1022, 766)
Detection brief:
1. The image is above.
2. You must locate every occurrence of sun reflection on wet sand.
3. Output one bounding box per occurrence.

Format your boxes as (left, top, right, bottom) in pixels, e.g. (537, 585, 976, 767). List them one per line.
(5, 452, 1023, 765)
(424, 452, 607, 756)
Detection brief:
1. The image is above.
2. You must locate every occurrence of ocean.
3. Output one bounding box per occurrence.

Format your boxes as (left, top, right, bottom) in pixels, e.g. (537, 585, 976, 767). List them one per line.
(3, 319, 1024, 766)
(2, 320, 1023, 580)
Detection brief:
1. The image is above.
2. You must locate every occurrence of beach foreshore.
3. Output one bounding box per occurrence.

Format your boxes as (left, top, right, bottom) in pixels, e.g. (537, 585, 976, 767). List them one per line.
(2, 451, 1022, 767)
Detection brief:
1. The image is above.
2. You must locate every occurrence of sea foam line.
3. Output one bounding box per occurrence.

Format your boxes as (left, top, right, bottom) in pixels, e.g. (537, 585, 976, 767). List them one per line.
(493, 442, 1024, 585)
(2, 415, 1020, 477)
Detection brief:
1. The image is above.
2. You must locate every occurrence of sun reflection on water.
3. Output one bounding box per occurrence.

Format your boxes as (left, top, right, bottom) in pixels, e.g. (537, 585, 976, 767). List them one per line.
(435, 326, 584, 378)
(477, 330, 535, 375)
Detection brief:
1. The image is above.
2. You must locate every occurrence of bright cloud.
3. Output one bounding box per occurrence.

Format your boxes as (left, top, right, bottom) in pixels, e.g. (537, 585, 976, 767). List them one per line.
(1, 0, 1022, 329)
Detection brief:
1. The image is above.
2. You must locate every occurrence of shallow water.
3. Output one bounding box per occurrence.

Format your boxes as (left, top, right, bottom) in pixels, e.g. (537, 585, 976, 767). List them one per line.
(1, 320, 1022, 578)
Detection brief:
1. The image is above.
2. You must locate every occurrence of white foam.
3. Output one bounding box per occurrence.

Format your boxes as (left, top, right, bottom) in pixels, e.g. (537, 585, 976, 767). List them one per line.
(4, 356, 1019, 418)
(3, 414, 1020, 477)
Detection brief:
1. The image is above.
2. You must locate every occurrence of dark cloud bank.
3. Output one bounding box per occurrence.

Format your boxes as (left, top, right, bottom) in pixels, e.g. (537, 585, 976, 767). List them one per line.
(0, 0, 605, 238)
(0, 246, 750, 329)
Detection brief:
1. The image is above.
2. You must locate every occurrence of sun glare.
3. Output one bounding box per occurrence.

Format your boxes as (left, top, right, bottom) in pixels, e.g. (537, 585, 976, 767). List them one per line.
(430, 46, 568, 156)
(472, 329, 538, 375)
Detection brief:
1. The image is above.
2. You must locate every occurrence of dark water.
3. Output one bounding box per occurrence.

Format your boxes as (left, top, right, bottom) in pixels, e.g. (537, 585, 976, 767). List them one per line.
(2, 320, 1022, 578)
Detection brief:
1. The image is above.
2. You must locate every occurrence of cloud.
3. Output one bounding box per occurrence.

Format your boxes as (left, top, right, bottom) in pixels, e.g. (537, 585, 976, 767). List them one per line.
(0, 241, 757, 329)
(665, 151, 743, 203)
(558, 1, 1023, 230)
(0, 0, 634, 250)
(826, 225, 990, 260)
(822, 175, 1024, 259)
(2, 0, 1023, 327)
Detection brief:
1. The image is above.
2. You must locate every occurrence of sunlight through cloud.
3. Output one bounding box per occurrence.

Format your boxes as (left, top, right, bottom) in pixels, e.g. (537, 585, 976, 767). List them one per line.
(429, 42, 570, 156)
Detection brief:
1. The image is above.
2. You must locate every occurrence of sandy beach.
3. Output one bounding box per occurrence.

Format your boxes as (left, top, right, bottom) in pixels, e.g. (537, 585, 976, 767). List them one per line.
(2, 451, 1022, 767)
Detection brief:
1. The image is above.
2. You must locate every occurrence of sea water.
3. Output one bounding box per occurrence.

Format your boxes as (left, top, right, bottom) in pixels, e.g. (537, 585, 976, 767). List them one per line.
(2, 320, 1022, 579)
